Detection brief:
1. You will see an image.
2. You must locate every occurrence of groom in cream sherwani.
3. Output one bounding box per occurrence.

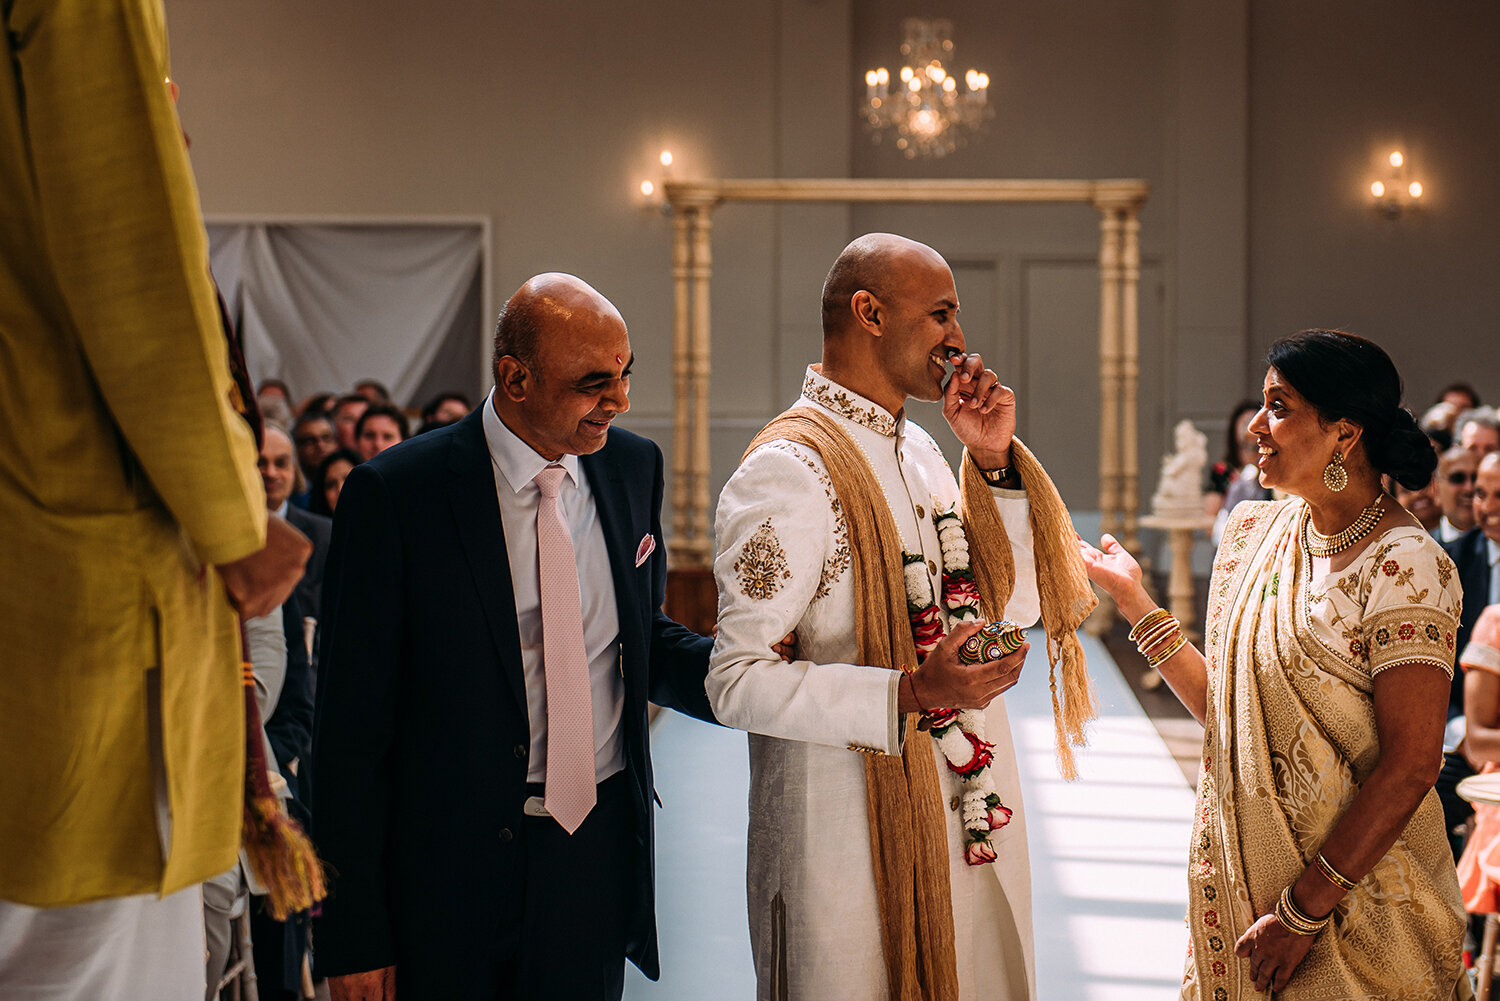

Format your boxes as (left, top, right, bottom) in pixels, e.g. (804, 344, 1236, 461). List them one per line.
(709, 233, 1095, 1001)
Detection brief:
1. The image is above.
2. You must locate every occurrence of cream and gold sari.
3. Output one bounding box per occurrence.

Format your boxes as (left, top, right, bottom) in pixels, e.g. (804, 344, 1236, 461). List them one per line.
(1184, 498, 1471, 1000)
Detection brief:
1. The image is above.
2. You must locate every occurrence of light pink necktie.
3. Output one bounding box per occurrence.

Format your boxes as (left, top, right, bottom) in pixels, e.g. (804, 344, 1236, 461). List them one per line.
(534, 464, 595, 834)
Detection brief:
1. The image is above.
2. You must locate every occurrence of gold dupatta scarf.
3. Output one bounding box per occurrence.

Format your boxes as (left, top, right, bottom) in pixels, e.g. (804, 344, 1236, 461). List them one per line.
(742, 406, 1096, 1001)
(1187, 499, 1468, 1001)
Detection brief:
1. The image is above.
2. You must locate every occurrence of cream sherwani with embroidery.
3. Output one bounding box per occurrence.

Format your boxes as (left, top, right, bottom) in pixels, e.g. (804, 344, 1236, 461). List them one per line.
(709, 367, 1041, 1001)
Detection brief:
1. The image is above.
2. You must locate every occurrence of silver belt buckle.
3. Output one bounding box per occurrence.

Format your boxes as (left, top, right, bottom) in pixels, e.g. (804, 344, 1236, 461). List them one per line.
(523, 795, 550, 818)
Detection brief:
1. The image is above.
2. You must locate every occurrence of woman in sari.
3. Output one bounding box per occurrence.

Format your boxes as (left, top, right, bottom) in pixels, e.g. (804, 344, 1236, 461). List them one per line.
(1081, 329, 1471, 999)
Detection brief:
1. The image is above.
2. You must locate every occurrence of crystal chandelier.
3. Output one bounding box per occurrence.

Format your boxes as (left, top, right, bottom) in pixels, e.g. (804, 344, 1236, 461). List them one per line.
(863, 18, 991, 159)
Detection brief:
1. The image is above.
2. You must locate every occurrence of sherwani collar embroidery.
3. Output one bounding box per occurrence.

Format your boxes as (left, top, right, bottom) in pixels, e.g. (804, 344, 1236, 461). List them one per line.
(802, 365, 901, 438)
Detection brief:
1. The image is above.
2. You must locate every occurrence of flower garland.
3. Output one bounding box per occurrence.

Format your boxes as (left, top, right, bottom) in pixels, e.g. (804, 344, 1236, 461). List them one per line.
(904, 506, 1013, 866)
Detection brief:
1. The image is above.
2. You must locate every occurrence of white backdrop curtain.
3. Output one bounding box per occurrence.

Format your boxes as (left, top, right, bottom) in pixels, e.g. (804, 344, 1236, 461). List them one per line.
(206, 222, 485, 408)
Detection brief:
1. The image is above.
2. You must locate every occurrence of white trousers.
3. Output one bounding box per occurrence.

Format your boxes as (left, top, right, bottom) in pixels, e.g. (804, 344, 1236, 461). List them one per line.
(0, 886, 206, 1001)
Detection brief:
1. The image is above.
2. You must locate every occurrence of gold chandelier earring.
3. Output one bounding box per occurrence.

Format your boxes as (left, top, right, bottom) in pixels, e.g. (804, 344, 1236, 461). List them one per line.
(1323, 451, 1348, 492)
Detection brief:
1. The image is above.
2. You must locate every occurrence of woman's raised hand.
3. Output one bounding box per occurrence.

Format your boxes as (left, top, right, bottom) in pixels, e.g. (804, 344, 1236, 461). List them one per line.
(1077, 533, 1151, 621)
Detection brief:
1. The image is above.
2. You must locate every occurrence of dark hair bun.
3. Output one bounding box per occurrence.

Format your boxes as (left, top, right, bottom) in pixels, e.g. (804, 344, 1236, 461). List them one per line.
(1368, 407, 1438, 490)
(1265, 329, 1435, 490)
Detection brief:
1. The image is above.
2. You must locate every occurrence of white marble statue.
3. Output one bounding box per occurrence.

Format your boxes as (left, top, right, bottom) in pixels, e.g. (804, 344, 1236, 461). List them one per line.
(1151, 419, 1208, 518)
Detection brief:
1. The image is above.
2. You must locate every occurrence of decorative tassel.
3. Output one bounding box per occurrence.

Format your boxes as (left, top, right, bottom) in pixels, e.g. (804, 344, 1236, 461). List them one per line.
(240, 630, 326, 921)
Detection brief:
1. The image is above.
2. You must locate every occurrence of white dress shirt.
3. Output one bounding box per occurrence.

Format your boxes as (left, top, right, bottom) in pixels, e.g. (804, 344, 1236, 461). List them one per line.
(1439, 517, 1464, 544)
(482, 392, 624, 784)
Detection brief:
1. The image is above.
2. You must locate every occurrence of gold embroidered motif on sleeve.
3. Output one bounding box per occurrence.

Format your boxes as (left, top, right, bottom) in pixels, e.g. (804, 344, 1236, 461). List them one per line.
(1436, 553, 1455, 589)
(734, 519, 793, 600)
(767, 441, 850, 601)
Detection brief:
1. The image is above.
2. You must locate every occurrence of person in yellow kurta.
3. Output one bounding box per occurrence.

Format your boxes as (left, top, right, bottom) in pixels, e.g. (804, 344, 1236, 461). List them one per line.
(0, 2, 307, 998)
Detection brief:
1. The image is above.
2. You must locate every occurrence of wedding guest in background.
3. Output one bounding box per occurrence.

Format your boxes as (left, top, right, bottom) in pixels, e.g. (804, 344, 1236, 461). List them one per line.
(292, 411, 339, 495)
(259, 378, 293, 408)
(354, 403, 410, 461)
(298, 391, 337, 419)
(1439, 382, 1481, 414)
(1437, 451, 1500, 860)
(353, 378, 391, 404)
(418, 390, 473, 431)
(258, 390, 295, 434)
(1205, 400, 1260, 515)
(1435, 446, 1478, 544)
(310, 448, 361, 518)
(1392, 470, 1441, 533)
(1208, 399, 1274, 544)
(260, 425, 332, 625)
(1458, 407, 1500, 457)
(330, 394, 369, 451)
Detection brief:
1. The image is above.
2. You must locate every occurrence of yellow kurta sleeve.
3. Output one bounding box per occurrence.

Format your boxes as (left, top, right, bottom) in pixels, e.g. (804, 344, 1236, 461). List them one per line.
(10, 0, 265, 564)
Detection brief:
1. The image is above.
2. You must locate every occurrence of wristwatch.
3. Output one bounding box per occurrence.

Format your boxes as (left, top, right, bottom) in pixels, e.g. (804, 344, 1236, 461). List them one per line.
(979, 464, 1018, 488)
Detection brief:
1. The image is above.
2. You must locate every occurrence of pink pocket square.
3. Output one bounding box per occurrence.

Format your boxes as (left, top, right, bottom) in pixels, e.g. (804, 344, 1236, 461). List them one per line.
(634, 533, 657, 567)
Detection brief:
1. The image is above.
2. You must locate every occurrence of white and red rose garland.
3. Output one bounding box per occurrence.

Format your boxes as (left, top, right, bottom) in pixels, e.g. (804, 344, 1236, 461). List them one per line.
(903, 507, 1013, 866)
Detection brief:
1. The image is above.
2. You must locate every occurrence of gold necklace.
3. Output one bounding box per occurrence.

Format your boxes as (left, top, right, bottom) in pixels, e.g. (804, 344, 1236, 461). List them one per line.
(1303, 494, 1384, 557)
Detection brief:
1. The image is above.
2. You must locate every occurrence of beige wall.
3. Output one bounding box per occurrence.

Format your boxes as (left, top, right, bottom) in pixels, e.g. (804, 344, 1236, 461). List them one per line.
(167, 0, 1496, 524)
(1248, 1, 1500, 408)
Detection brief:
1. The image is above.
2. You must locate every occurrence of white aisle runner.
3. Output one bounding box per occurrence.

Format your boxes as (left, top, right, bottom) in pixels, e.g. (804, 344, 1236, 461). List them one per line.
(627, 633, 1195, 1000)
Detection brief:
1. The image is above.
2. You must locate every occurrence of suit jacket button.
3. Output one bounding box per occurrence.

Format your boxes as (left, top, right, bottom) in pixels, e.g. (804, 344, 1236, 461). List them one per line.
(513, 743, 527, 759)
(499, 827, 514, 843)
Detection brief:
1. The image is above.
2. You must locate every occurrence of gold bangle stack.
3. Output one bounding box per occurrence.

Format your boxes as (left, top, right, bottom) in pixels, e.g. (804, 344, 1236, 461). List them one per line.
(1313, 852, 1358, 891)
(1128, 608, 1186, 668)
(1275, 885, 1331, 937)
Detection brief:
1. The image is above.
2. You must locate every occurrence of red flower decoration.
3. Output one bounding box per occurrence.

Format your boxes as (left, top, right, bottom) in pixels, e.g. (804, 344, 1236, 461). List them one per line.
(1398, 622, 1416, 641)
(1381, 559, 1400, 577)
(1204, 909, 1218, 927)
(910, 605, 944, 660)
(964, 839, 997, 866)
(987, 804, 1013, 831)
(944, 578, 983, 607)
(948, 730, 995, 776)
(1448, 631, 1456, 650)
(1212, 961, 1226, 978)
(925, 707, 961, 731)
(1349, 639, 1365, 657)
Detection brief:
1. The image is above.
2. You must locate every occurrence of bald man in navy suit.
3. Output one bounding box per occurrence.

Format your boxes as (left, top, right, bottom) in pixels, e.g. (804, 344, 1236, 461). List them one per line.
(314, 275, 734, 1001)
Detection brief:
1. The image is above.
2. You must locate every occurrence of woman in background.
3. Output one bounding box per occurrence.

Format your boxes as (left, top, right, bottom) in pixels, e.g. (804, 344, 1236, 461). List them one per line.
(1207, 398, 1273, 543)
(310, 448, 360, 518)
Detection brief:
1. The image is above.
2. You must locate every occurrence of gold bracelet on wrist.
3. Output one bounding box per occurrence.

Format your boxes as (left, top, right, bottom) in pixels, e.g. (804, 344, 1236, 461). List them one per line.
(1146, 634, 1188, 668)
(1130, 609, 1185, 667)
(1128, 608, 1172, 642)
(1275, 885, 1331, 936)
(1314, 852, 1358, 891)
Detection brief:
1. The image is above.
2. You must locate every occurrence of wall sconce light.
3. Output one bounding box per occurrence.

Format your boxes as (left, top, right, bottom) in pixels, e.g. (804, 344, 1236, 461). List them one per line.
(636, 150, 675, 214)
(1370, 150, 1424, 219)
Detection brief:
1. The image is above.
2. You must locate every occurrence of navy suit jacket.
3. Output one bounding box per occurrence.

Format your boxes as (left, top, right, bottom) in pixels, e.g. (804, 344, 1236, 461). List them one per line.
(284, 504, 331, 623)
(1443, 527, 1493, 713)
(311, 408, 714, 997)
